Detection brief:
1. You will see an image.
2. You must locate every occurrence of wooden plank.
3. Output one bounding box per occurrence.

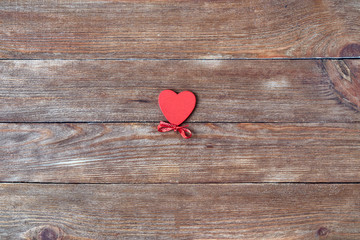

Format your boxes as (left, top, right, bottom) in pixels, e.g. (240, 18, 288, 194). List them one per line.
(1, 183, 359, 239)
(2, 122, 360, 183)
(1, 0, 360, 59)
(1, 59, 360, 123)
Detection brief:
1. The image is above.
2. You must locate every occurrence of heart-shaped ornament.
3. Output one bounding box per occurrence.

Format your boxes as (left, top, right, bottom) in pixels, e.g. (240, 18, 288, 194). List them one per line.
(158, 90, 196, 125)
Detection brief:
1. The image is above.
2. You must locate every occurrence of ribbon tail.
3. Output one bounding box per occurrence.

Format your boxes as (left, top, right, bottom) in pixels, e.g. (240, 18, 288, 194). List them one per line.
(178, 127, 192, 139)
(157, 125, 172, 133)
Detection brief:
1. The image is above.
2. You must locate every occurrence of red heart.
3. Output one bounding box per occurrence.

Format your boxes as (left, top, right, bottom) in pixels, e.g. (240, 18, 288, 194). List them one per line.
(158, 90, 196, 125)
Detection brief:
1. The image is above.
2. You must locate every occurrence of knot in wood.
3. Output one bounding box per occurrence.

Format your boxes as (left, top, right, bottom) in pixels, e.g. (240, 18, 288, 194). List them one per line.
(340, 43, 360, 57)
(22, 225, 64, 240)
(39, 227, 59, 240)
(317, 227, 330, 236)
(323, 59, 360, 110)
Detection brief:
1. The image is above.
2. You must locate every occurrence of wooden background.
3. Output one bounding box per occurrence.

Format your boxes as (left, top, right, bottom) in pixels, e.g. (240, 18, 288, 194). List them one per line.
(1, 0, 360, 239)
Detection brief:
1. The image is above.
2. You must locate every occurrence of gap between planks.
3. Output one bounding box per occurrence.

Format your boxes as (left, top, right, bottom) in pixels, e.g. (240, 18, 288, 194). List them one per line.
(1, 57, 360, 61)
(2, 121, 360, 124)
(1, 181, 360, 185)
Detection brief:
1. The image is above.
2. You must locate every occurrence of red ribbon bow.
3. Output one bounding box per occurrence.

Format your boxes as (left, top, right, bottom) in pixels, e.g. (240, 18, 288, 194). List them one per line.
(157, 121, 192, 139)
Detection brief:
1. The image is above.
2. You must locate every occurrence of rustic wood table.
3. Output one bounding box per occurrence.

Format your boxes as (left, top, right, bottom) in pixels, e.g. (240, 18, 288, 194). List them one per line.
(1, 1, 360, 239)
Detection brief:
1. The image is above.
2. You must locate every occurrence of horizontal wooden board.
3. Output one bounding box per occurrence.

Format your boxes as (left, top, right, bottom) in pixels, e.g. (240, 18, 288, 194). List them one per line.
(1, 183, 359, 239)
(2, 123, 360, 183)
(1, 0, 360, 59)
(1, 59, 360, 123)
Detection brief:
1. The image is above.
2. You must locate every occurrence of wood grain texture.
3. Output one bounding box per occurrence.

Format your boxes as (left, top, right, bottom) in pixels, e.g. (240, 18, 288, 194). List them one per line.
(323, 59, 360, 110)
(1, 0, 360, 59)
(2, 1, 360, 238)
(2, 122, 360, 183)
(1, 59, 360, 123)
(1, 183, 359, 239)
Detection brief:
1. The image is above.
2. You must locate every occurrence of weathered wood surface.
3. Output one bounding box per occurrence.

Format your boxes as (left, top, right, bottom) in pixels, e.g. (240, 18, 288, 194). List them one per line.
(1, 0, 360, 59)
(2, 0, 360, 238)
(0, 183, 359, 240)
(2, 122, 360, 183)
(1, 59, 360, 123)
